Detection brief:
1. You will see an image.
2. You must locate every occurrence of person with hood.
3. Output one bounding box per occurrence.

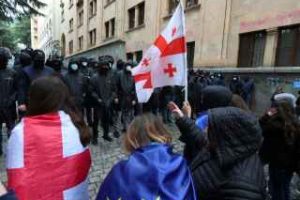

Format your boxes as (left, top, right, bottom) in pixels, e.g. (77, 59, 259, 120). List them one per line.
(260, 93, 300, 200)
(183, 85, 249, 163)
(18, 49, 54, 112)
(117, 62, 137, 132)
(169, 102, 267, 200)
(0, 47, 17, 155)
(63, 59, 88, 111)
(96, 114, 197, 200)
(90, 56, 118, 143)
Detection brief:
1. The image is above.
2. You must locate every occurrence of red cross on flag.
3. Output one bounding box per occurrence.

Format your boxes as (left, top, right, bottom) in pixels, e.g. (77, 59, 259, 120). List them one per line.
(132, 2, 187, 103)
(6, 112, 91, 200)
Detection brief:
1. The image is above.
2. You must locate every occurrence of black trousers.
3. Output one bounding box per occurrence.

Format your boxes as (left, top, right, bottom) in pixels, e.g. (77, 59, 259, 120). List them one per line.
(92, 105, 112, 139)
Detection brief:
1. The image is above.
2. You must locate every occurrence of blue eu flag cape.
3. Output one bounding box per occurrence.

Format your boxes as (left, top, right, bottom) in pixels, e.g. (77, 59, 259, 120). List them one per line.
(96, 143, 197, 200)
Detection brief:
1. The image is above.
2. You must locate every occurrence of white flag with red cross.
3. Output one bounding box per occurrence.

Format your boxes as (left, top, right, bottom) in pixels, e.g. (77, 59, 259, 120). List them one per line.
(132, 2, 187, 103)
(6, 111, 91, 200)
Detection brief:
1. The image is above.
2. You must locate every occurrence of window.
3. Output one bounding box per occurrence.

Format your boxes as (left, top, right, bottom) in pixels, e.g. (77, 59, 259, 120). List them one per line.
(89, 29, 96, 46)
(276, 25, 300, 66)
(238, 31, 266, 67)
(169, 0, 178, 14)
(136, 51, 143, 63)
(78, 10, 84, 26)
(69, 19, 74, 31)
(186, 0, 198, 8)
(78, 36, 83, 50)
(105, 21, 109, 38)
(111, 18, 115, 37)
(187, 42, 195, 68)
(61, 10, 65, 22)
(126, 51, 143, 62)
(105, 18, 115, 39)
(126, 53, 134, 61)
(138, 2, 145, 26)
(128, 7, 135, 29)
(69, 40, 73, 54)
(89, 0, 97, 18)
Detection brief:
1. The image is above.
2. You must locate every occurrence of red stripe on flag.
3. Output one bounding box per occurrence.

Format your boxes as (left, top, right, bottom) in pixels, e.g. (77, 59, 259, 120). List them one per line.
(154, 35, 168, 53)
(161, 37, 186, 57)
(134, 72, 152, 89)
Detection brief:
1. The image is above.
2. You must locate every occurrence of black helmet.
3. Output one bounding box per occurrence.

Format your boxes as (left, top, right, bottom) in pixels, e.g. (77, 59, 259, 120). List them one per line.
(19, 52, 32, 67)
(104, 55, 114, 66)
(98, 56, 110, 67)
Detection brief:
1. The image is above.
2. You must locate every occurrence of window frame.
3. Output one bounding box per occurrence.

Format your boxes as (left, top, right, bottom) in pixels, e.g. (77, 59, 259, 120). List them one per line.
(128, 7, 136, 30)
(137, 2, 145, 26)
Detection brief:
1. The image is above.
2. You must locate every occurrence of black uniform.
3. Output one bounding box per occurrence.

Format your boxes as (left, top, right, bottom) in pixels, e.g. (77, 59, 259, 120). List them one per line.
(18, 50, 55, 106)
(0, 48, 17, 155)
(90, 57, 118, 143)
(63, 60, 88, 111)
(117, 64, 136, 132)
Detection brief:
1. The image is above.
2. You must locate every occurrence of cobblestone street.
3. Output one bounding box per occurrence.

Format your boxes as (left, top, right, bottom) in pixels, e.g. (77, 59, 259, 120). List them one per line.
(0, 124, 183, 200)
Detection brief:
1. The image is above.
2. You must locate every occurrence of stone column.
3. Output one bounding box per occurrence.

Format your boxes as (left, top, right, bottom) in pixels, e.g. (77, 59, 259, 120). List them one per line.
(263, 28, 279, 67)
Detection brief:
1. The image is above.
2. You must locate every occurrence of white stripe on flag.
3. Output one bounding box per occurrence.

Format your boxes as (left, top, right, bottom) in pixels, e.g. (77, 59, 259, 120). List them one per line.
(6, 121, 24, 169)
(59, 111, 87, 157)
(63, 178, 89, 200)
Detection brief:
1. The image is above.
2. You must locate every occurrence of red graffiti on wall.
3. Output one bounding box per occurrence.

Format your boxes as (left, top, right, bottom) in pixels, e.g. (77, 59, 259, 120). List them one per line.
(240, 9, 300, 33)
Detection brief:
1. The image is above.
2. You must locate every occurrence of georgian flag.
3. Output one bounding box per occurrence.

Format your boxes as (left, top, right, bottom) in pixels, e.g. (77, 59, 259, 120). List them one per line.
(6, 111, 91, 200)
(132, 2, 187, 103)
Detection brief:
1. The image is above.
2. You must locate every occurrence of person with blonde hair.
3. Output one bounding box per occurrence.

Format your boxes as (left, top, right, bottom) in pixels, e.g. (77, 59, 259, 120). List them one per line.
(96, 113, 197, 200)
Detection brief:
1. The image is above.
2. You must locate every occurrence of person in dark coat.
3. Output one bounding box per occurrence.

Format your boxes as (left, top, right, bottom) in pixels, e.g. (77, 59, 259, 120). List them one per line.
(90, 56, 118, 143)
(229, 75, 244, 96)
(0, 182, 17, 200)
(242, 76, 256, 110)
(169, 103, 267, 200)
(63, 60, 88, 111)
(160, 86, 175, 123)
(117, 62, 137, 132)
(18, 50, 55, 112)
(260, 93, 300, 200)
(0, 47, 17, 155)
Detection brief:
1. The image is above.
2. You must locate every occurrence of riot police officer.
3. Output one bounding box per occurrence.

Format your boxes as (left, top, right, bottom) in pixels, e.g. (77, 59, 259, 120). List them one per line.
(63, 59, 88, 111)
(0, 47, 17, 155)
(117, 62, 136, 132)
(18, 50, 55, 111)
(90, 56, 118, 143)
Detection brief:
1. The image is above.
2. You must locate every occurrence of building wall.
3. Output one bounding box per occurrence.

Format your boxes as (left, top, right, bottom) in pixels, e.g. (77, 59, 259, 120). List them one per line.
(36, 0, 300, 68)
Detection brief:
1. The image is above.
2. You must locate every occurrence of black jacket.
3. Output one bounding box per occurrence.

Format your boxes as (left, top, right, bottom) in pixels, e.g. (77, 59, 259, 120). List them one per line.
(259, 111, 300, 172)
(176, 107, 267, 200)
(90, 71, 117, 107)
(117, 70, 136, 108)
(0, 68, 17, 108)
(63, 71, 88, 107)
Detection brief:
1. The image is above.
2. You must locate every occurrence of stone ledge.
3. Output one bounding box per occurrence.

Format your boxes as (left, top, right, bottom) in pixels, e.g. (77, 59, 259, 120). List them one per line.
(199, 66, 300, 74)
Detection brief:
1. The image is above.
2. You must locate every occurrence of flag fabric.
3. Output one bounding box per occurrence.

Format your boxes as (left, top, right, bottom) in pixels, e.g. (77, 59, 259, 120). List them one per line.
(6, 111, 91, 200)
(132, 2, 187, 103)
(96, 143, 197, 200)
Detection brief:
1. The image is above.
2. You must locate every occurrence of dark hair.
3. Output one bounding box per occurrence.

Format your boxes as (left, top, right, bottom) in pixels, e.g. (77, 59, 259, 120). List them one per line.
(124, 114, 172, 153)
(277, 101, 300, 145)
(26, 76, 90, 146)
(229, 94, 250, 111)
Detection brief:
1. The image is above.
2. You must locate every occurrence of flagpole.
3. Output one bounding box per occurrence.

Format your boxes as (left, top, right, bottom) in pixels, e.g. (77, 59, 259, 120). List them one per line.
(180, 0, 188, 103)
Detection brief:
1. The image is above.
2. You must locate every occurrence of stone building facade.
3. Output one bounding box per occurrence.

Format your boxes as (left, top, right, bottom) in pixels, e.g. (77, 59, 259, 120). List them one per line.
(33, 0, 300, 68)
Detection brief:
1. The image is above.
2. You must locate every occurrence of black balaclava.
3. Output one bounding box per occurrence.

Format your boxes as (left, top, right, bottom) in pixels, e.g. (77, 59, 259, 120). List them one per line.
(52, 58, 62, 72)
(0, 47, 12, 69)
(124, 62, 133, 74)
(19, 52, 32, 67)
(79, 57, 88, 69)
(98, 56, 110, 74)
(32, 50, 46, 69)
(117, 59, 124, 71)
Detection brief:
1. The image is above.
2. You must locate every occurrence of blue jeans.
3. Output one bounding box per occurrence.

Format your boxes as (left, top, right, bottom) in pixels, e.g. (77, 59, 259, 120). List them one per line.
(269, 166, 293, 200)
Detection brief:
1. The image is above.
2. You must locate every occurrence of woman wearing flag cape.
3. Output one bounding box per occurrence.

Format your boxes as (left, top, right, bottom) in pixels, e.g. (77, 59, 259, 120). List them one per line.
(6, 76, 91, 200)
(96, 113, 197, 200)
